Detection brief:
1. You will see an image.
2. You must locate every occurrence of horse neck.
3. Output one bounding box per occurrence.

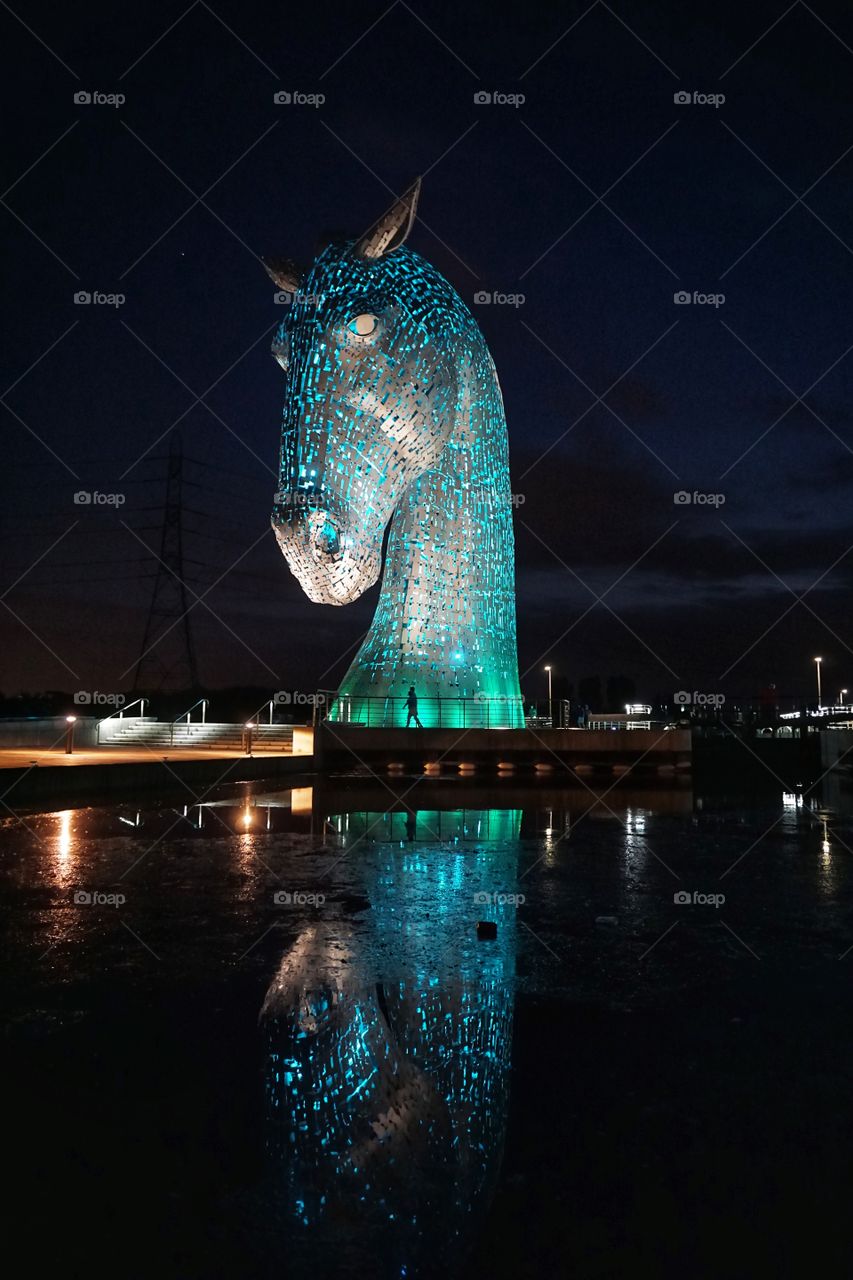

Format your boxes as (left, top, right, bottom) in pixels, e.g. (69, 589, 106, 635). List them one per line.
(344, 321, 522, 709)
(386, 333, 514, 601)
(429, 348, 506, 498)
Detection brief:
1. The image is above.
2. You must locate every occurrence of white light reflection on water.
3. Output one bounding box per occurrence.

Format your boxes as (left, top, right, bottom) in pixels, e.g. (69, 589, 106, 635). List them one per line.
(817, 816, 839, 897)
(623, 807, 650, 869)
(230, 802, 261, 898)
(54, 810, 75, 883)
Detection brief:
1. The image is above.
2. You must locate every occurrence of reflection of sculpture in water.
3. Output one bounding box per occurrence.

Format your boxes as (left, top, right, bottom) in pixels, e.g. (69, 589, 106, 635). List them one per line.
(259, 819, 520, 1277)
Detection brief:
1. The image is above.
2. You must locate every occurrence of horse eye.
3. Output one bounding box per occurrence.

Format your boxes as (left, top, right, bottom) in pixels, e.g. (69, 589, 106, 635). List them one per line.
(347, 313, 378, 337)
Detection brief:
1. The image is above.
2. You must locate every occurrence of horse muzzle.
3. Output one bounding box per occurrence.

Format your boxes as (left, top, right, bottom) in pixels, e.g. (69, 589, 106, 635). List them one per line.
(273, 505, 382, 605)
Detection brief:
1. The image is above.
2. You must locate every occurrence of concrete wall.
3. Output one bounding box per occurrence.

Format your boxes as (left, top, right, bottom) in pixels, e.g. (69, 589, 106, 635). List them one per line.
(0, 717, 99, 748)
(318, 724, 692, 770)
(292, 726, 314, 756)
(2, 752, 314, 809)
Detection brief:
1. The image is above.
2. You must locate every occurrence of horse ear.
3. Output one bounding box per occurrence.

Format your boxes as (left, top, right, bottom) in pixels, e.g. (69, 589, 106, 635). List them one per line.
(262, 257, 303, 292)
(355, 177, 421, 261)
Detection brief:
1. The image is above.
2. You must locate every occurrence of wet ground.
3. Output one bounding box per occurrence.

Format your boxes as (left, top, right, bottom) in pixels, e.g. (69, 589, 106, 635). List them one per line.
(4, 774, 853, 1277)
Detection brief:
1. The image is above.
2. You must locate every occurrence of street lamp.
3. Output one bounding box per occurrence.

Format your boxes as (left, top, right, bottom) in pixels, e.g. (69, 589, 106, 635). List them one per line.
(244, 722, 255, 756)
(839, 688, 848, 706)
(814, 657, 822, 707)
(65, 715, 76, 755)
(544, 665, 552, 726)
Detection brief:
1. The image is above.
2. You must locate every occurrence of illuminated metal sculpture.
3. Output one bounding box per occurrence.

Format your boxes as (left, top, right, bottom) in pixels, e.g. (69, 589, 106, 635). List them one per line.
(266, 179, 524, 727)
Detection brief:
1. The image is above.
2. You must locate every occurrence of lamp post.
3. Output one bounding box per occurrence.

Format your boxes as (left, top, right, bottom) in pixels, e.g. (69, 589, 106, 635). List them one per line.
(814, 657, 822, 707)
(65, 715, 76, 755)
(544, 665, 552, 727)
(244, 722, 254, 756)
(839, 688, 847, 706)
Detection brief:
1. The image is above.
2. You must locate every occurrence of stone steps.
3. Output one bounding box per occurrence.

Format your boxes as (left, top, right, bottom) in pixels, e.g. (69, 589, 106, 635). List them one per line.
(98, 720, 295, 751)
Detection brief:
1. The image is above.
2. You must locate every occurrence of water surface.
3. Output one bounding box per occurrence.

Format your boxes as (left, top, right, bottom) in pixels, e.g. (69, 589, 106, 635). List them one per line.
(4, 775, 853, 1277)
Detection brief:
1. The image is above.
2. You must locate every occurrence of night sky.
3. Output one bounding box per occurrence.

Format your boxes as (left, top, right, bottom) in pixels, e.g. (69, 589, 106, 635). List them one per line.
(3, 0, 853, 706)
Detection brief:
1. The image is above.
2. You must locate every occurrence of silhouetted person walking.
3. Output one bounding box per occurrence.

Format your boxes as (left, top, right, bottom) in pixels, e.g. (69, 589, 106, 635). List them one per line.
(404, 686, 423, 728)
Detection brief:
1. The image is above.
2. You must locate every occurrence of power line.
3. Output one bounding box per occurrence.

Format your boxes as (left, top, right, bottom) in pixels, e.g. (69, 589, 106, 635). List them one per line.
(133, 432, 199, 692)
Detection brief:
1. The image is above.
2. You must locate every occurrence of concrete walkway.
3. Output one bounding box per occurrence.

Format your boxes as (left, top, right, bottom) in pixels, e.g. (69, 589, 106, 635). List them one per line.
(0, 747, 290, 769)
(0, 746, 313, 810)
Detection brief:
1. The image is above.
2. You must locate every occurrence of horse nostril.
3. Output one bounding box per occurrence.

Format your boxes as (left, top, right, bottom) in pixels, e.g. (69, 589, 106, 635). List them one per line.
(315, 518, 340, 556)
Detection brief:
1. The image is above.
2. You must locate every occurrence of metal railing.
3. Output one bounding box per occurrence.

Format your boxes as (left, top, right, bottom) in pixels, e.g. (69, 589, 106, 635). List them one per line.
(169, 698, 209, 745)
(248, 697, 276, 727)
(319, 692, 528, 730)
(96, 697, 148, 743)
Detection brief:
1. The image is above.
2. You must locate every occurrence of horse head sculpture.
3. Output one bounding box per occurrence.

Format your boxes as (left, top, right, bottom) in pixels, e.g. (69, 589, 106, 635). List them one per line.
(266, 179, 524, 727)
